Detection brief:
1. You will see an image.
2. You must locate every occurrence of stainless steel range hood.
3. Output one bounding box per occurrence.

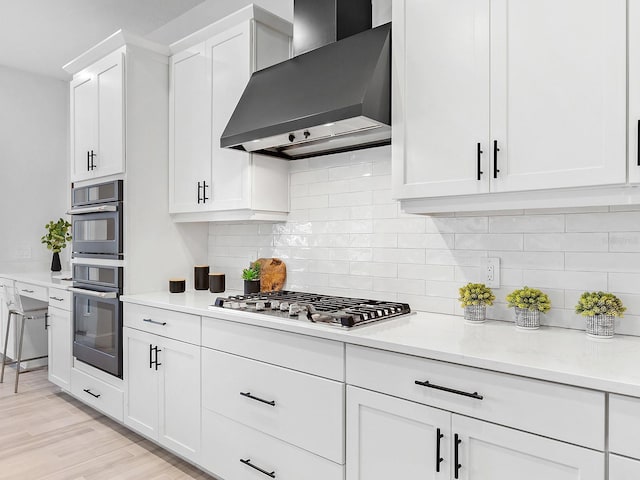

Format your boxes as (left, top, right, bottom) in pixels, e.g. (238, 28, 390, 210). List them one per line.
(220, 0, 390, 160)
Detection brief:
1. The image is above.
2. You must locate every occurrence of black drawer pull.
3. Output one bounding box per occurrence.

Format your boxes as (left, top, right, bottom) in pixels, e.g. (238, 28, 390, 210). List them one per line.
(83, 388, 101, 399)
(454, 434, 462, 479)
(21, 289, 35, 294)
(436, 427, 444, 472)
(493, 140, 500, 178)
(143, 318, 167, 326)
(240, 391, 276, 407)
(637, 120, 640, 166)
(49, 296, 65, 302)
(476, 143, 484, 181)
(240, 458, 276, 478)
(415, 380, 483, 400)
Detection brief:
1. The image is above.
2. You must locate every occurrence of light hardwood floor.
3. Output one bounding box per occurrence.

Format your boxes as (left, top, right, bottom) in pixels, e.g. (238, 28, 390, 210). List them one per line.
(0, 367, 215, 480)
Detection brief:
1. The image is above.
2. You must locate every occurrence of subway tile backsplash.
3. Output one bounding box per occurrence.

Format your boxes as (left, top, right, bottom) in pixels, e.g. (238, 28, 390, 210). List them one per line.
(209, 146, 640, 336)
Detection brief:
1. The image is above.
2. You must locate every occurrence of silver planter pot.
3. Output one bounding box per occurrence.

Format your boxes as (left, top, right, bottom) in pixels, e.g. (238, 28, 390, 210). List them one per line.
(464, 305, 486, 323)
(585, 315, 615, 338)
(514, 307, 541, 330)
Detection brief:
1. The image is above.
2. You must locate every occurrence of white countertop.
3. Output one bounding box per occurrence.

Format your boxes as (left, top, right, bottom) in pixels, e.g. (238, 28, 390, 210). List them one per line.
(122, 290, 640, 398)
(0, 271, 73, 290)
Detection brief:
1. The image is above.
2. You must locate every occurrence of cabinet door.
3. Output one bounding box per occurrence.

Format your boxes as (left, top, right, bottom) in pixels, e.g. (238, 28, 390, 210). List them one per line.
(70, 75, 96, 182)
(346, 386, 450, 480)
(93, 50, 125, 178)
(392, 0, 490, 199)
(610, 454, 640, 480)
(47, 305, 71, 391)
(123, 327, 158, 440)
(452, 415, 604, 480)
(629, 0, 640, 184)
(169, 44, 212, 213)
(206, 22, 252, 210)
(490, 0, 626, 192)
(157, 336, 200, 462)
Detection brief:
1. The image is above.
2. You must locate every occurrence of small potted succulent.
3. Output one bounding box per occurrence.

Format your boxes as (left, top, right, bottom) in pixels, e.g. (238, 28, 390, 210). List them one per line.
(575, 291, 626, 338)
(242, 262, 261, 295)
(41, 218, 72, 272)
(458, 283, 495, 323)
(506, 286, 551, 330)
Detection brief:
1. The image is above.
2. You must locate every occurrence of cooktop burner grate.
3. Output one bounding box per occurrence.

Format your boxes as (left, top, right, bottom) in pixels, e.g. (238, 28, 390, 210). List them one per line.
(212, 290, 411, 328)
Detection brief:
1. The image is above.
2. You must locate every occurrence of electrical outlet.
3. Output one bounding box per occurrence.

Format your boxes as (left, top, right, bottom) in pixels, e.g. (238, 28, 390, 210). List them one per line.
(482, 257, 500, 288)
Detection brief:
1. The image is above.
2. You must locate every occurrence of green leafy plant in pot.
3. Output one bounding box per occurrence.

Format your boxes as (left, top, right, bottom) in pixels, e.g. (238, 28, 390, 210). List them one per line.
(575, 291, 626, 338)
(458, 283, 495, 323)
(506, 286, 551, 330)
(242, 262, 261, 294)
(41, 218, 71, 272)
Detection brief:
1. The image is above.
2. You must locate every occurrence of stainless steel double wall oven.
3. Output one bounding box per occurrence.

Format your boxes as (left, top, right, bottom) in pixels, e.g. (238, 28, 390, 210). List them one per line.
(68, 180, 124, 377)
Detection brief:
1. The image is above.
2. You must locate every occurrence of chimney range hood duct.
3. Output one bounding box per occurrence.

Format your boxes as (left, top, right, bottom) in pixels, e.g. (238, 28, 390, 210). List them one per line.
(220, 0, 391, 160)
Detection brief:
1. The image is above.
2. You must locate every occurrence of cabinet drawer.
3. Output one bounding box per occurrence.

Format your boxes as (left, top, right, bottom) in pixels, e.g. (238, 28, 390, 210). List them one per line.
(124, 303, 200, 345)
(48, 288, 71, 311)
(202, 315, 344, 380)
(15, 282, 47, 302)
(202, 409, 343, 480)
(202, 348, 344, 463)
(610, 454, 640, 478)
(0, 278, 13, 289)
(609, 394, 640, 459)
(71, 368, 123, 422)
(346, 345, 604, 450)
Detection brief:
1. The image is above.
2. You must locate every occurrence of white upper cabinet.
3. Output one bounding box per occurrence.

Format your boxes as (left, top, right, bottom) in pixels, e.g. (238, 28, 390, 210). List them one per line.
(629, 0, 640, 184)
(393, 0, 630, 211)
(70, 50, 124, 182)
(489, 0, 626, 192)
(169, 6, 292, 222)
(392, 0, 490, 198)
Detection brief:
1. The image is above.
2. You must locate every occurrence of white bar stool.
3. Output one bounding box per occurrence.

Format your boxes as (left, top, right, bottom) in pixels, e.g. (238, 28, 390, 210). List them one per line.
(1, 284, 48, 393)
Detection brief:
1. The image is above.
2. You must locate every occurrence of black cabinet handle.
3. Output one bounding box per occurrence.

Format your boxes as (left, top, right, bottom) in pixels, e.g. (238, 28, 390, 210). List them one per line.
(240, 391, 276, 406)
(197, 181, 202, 203)
(21, 289, 34, 294)
(154, 346, 162, 370)
(493, 140, 500, 178)
(240, 459, 276, 478)
(477, 143, 484, 181)
(202, 180, 209, 203)
(414, 380, 483, 400)
(44, 313, 50, 330)
(49, 296, 65, 302)
(454, 434, 462, 479)
(637, 120, 640, 166)
(436, 427, 444, 472)
(83, 388, 101, 399)
(87, 151, 90, 171)
(149, 343, 153, 369)
(143, 318, 167, 326)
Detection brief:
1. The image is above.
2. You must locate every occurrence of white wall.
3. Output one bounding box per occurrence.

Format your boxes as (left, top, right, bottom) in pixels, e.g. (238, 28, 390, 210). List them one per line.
(209, 146, 640, 336)
(0, 66, 69, 273)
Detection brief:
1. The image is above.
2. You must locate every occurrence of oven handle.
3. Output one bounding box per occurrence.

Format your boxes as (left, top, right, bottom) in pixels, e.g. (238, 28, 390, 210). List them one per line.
(69, 287, 118, 299)
(67, 205, 118, 215)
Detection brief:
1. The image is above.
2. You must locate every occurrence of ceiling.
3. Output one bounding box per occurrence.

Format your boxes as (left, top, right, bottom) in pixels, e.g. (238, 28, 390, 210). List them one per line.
(0, 0, 207, 80)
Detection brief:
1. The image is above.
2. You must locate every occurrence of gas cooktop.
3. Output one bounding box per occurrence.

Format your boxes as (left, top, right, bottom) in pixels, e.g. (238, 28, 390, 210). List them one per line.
(210, 290, 411, 328)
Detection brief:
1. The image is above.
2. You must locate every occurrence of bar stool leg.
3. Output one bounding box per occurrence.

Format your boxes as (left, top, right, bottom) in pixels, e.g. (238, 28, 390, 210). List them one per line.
(14, 314, 25, 393)
(1, 311, 12, 383)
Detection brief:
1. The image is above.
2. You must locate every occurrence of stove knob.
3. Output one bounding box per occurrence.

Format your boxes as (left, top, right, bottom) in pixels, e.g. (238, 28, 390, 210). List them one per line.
(229, 302, 240, 309)
(271, 300, 280, 310)
(239, 302, 247, 309)
(255, 301, 265, 311)
(279, 302, 289, 311)
(289, 303, 302, 316)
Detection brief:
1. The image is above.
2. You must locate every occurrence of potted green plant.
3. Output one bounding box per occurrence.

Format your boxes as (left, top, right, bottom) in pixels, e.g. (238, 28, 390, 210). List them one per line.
(40, 218, 72, 272)
(575, 291, 626, 338)
(242, 262, 261, 294)
(506, 286, 551, 330)
(458, 283, 495, 323)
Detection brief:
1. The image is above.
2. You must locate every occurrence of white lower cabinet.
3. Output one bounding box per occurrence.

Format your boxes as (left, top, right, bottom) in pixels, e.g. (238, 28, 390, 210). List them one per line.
(609, 454, 640, 479)
(46, 304, 71, 390)
(452, 415, 603, 480)
(123, 326, 200, 462)
(346, 386, 450, 480)
(71, 367, 124, 421)
(201, 409, 343, 480)
(346, 386, 604, 480)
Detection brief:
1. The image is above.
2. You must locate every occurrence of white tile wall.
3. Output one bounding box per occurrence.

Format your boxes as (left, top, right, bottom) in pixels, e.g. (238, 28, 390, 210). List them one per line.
(209, 146, 640, 336)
